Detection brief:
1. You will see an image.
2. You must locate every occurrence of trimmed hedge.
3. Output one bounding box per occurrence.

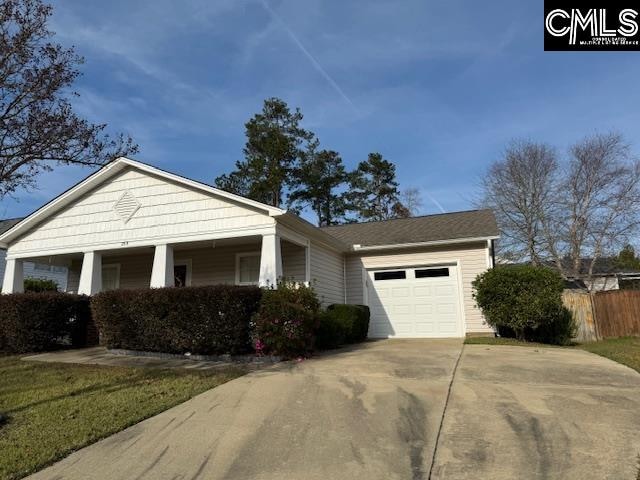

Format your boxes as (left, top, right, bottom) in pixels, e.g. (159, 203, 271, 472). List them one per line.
(316, 304, 370, 350)
(251, 282, 320, 358)
(92, 285, 262, 355)
(0, 292, 93, 353)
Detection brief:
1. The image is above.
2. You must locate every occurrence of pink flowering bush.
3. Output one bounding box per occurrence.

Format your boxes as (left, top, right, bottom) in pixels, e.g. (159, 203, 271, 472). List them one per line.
(251, 282, 320, 358)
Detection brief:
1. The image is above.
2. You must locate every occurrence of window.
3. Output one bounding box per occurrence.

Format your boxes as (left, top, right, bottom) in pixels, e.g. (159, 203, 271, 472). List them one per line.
(102, 264, 120, 291)
(415, 267, 449, 278)
(34, 263, 66, 273)
(174, 260, 192, 287)
(236, 253, 260, 285)
(374, 270, 406, 281)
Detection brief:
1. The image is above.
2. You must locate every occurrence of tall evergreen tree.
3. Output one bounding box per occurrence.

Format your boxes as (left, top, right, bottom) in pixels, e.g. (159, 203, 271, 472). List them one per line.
(214, 97, 313, 207)
(614, 244, 640, 270)
(348, 153, 407, 222)
(289, 148, 349, 226)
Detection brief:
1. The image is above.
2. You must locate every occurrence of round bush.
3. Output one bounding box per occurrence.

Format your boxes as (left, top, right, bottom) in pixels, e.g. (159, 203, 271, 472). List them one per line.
(251, 282, 320, 358)
(472, 265, 575, 345)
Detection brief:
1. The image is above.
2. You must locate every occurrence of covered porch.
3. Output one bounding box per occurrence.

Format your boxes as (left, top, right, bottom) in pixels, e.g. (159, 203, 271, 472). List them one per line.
(2, 232, 309, 294)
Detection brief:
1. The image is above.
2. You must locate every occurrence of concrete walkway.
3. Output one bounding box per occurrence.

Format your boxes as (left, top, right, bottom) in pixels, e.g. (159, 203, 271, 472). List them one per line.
(22, 347, 261, 371)
(27, 340, 461, 480)
(26, 341, 640, 480)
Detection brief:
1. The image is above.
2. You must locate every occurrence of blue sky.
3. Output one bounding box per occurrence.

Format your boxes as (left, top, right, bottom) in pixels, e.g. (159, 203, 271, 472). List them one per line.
(2, 0, 640, 221)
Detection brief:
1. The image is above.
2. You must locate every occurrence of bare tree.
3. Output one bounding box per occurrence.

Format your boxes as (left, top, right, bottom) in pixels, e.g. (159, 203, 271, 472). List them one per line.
(543, 133, 640, 283)
(480, 140, 558, 264)
(400, 187, 423, 217)
(0, 0, 138, 199)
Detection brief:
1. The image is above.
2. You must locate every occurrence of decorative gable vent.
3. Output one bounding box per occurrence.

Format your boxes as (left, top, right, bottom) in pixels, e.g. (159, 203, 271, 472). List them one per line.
(113, 190, 141, 223)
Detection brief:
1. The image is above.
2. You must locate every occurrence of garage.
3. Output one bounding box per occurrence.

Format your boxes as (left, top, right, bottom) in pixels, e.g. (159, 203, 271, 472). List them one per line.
(366, 264, 463, 338)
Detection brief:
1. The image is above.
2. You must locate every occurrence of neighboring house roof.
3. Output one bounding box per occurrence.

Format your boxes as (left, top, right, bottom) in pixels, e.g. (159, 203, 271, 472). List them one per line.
(0, 218, 23, 237)
(547, 258, 640, 277)
(321, 209, 499, 249)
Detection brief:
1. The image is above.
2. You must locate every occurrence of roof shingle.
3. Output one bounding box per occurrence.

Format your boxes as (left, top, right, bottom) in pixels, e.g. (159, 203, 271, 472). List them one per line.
(320, 209, 498, 247)
(0, 218, 23, 236)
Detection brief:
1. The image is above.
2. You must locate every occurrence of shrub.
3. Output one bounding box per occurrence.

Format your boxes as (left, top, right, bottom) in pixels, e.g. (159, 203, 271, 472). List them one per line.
(329, 304, 370, 343)
(251, 282, 320, 358)
(24, 278, 58, 292)
(92, 285, 262, 355)
(316, 304, 370, 349)
(472, 265, 575, 345)
(0, 292, 92, 353)
(315, 311, 347, 349)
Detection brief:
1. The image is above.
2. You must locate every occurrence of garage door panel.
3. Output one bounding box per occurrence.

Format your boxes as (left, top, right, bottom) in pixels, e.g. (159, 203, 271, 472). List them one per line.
(394, 304, 411, 314)
(437, 303, 456, 314)
(413, 286, 431, 297)
(391, 287, 410, 297)
(367, 266, 463, 338)
(414, 304, 433, 314)
(435, 285, 455, 295)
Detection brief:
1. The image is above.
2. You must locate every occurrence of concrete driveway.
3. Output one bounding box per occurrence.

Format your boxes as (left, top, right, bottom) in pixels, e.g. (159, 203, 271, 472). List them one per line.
(28, 340, 461, 480)
(432, 344, 640, 480)
(28, 340, 640, 480)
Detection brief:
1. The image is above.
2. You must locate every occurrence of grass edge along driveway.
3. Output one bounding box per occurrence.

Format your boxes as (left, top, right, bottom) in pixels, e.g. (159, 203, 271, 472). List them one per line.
(0, 356, 245, 480)
(465, 336, 640, 374)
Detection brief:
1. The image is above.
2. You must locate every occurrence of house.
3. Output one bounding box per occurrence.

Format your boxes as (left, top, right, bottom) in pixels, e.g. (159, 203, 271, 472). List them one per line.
(0, 157, 498, 338)
(551, 258, 640, 291)
(0, 218, 68, 292)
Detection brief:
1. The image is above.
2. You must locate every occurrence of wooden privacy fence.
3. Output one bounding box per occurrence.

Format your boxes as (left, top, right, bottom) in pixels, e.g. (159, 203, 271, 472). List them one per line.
(562, 290, 640, 342)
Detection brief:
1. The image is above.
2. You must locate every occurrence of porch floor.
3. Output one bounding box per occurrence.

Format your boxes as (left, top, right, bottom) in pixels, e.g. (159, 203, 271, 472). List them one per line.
(21, 347, 270, 371)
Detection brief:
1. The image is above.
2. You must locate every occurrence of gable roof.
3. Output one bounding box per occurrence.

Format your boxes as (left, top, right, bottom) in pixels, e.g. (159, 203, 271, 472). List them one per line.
(321, 209, 499, 249)
(0, 157, 286, 248)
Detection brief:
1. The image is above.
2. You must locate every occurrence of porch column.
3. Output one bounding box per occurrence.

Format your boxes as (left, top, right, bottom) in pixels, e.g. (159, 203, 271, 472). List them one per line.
(78, 252, 102, 295)
(259, 233, 282, 288)
(2, 258, 24, 294)
(150, 244, 174, 288)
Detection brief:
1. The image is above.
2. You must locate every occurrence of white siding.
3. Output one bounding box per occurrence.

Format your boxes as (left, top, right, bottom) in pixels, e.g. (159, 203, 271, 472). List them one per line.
(9, 168, 274, 256)
(281, 241, 306, 282)
(310, 241, 344, 307)
(0, 249, 68, 292)
(344, 242, 493, 334)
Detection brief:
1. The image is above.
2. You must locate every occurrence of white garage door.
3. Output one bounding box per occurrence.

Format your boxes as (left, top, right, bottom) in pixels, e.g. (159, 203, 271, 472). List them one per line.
(367, 265, 463, 338)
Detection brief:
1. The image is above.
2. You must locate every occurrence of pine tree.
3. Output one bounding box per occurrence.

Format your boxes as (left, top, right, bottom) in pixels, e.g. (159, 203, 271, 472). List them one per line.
(214, 97, 313, 207)
(348, 153, 407, 221)
(289, 148, 349, 226)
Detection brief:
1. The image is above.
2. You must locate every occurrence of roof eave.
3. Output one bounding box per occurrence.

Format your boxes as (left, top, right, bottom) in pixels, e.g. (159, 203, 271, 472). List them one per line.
(274, 212, 350, 252)
(350, 235, 500, 252)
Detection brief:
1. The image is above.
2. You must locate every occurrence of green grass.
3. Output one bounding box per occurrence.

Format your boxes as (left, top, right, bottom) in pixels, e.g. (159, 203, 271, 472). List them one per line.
(0, 357, 245, 480)
(578, 337, 640, 373)
(464, 336, 562, 348)
(465, 335, 640, 373)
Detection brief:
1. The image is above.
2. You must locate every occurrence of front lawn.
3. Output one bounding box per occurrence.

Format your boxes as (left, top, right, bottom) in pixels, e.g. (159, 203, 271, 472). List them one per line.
(0, 357, 244, 480)
(464, 336, 562, 348)
(464, 336, 640, 374)
(578, 337, 640, 374)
